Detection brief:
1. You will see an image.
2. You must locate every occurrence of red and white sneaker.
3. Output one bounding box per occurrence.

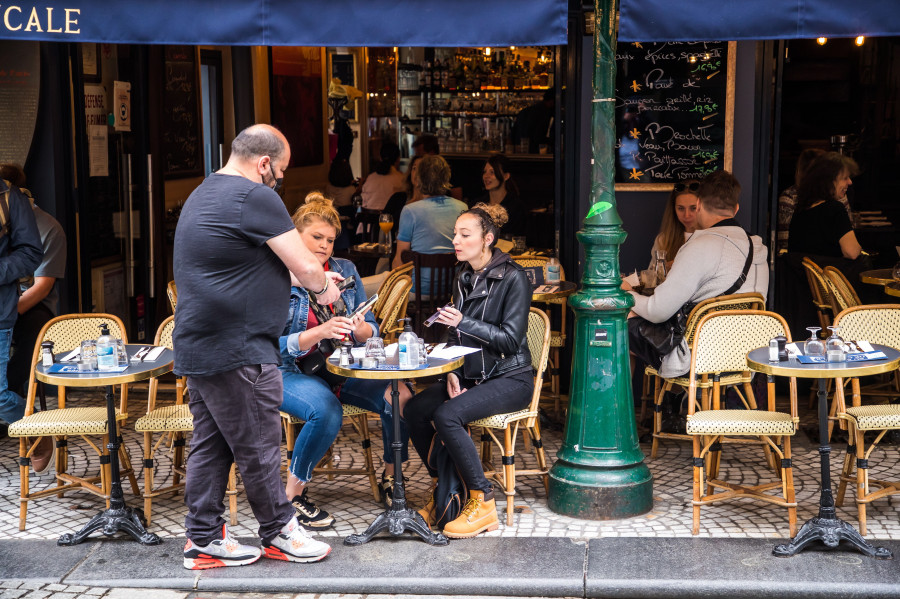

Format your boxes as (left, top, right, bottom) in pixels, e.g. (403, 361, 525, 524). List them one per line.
(183, 524, 262, 570)
(262, 516, 331, 563)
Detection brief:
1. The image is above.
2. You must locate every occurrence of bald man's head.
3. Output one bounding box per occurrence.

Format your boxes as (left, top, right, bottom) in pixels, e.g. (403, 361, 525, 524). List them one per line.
(231, 124, 288, 163)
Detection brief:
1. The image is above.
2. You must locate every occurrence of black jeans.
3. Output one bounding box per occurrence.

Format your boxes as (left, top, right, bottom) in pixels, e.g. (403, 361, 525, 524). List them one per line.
(405, 368, 533, 493)
(184, 364, 293, 545)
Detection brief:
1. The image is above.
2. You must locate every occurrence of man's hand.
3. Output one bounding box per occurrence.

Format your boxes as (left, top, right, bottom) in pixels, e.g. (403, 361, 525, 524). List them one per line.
(447, 372, 467, 398)
(314, 271, 344, 305)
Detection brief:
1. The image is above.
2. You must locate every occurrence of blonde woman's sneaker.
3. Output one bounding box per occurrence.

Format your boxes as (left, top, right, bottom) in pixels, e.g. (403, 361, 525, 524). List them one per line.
(291, 490, 335, 528)
(262, 517, 331, 563)
(183, 524, 261, 570)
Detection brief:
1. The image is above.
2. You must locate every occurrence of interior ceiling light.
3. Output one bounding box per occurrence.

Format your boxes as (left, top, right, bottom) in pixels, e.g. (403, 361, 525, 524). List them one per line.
(855, 36, 865, 46)
(484, 47, 491, 56)
(817, 37, 828, 45)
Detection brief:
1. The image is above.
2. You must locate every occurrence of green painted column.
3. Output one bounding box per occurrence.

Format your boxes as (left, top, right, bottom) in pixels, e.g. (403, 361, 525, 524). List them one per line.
(547, 0, 653, 520)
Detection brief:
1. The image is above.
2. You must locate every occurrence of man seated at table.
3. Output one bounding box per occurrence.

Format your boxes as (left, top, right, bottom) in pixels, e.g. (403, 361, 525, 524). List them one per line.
(623, 170, 769, 379)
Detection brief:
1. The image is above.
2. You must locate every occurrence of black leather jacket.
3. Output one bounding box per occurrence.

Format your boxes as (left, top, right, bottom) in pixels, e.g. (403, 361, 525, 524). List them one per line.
(449, 249, 532, 381)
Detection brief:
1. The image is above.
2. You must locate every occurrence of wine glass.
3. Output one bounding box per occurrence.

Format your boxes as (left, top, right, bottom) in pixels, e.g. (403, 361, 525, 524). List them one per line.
(825, 326, 846, 362)
(378, 213, 393, 255)
(805, 326, 825, 359)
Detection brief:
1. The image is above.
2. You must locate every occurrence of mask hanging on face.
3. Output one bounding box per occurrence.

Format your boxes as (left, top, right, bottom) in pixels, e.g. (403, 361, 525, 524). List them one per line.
(264, 163, 284, 194)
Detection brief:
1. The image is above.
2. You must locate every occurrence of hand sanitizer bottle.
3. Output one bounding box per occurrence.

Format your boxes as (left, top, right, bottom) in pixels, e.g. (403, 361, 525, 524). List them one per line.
(96, 324, 117, 372)
(398, 318, 419, 370)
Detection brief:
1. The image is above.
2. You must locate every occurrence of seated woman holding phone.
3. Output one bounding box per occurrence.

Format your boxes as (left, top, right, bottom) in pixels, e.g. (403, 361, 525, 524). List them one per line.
(278, 193, 411, 529)
(404, 203, 534, 538)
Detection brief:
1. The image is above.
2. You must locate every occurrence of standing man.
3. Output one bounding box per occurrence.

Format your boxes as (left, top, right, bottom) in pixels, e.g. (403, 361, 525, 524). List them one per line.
(0, 177, 43, 457)
(0, 165, 67, 402)
(175, 124, 342, 570)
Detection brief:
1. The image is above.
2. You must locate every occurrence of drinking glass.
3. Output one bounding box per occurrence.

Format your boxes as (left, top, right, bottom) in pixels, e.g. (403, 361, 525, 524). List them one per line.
(805, 327, 825, 358)
(115, 339, 128, 366)
(365, 337, 387, 364)
(892, 261, 900, 281)
(378, 213, 393, 255)
(639, 269, 658, 290)
(417, 338, 428, 365)
(80, 340, 98, 371)
(825, 326, 846, 362)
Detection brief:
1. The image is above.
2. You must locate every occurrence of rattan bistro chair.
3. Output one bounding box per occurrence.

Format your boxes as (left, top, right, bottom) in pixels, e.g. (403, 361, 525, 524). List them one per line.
(686, 310, 799, 536)
(469, 308, 552, 525)
(377, 275, 413, 345)
(8, 314, 139, 531)
(832, 305, 900, 535)
(801, 257, 835, 329)
(823, 266, 862, 313)
(372, 262, 413, 318)
(643, 293, 767, 459)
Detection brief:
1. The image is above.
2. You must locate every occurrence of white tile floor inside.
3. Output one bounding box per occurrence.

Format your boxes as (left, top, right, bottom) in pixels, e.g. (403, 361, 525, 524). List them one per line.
(2, 386, 899, 542)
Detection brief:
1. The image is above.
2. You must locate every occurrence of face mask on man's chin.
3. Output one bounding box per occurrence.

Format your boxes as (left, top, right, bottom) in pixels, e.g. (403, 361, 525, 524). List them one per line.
(264, 163, 284, 194)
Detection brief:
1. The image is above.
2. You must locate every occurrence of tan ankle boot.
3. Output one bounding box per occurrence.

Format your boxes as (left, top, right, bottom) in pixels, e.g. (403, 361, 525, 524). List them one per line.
(417, 477, 438, 527)
(442, 489, 499, 539)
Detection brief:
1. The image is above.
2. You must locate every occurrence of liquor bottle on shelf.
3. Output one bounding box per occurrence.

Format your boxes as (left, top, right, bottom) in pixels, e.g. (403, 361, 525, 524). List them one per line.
(440, 59, 449, 89)
(423, 61, 432, 90)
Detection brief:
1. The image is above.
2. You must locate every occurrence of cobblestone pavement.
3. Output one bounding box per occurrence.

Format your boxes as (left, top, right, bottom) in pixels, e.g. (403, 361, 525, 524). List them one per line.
(2, 385, 899, 546)
(0, 582, 572, 599)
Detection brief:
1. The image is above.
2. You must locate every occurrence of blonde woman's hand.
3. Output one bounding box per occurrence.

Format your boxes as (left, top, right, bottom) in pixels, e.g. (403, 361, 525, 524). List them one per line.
(447, 373, 466, 398)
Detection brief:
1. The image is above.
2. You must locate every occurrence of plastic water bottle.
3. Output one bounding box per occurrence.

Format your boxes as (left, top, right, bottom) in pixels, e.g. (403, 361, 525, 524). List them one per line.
(96, 323, 117, 372)
(546, 257, 561, 283)
(398, 318, 419, 370)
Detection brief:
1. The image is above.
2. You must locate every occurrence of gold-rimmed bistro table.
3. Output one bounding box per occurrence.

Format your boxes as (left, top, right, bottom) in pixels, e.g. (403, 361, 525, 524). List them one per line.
(37, 345, 174, 546)
(328, 353, 463, 546)
(859, 269, 894, 286)
(747, 344, 900, 559)
(884, 281, 900, 298)
(532, 280, 578, 302)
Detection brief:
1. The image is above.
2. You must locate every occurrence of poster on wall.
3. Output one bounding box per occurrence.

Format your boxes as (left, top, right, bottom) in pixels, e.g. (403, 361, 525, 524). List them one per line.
(162, 46, 203, 179)
(0, 41, 40, 167)
(271, 47, 324, 168)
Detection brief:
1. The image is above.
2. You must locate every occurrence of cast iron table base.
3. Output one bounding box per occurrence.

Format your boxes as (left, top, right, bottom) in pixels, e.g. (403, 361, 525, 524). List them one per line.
(58, 385, 161, 546)
(773, 378, 891, 559)
(345, 380, 448, 546)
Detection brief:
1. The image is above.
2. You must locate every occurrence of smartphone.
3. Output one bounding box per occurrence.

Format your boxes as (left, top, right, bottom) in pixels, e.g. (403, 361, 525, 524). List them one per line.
(336, 276, 356, 292)
(424, 302, 454, 327)
(349, 293, 378, 319)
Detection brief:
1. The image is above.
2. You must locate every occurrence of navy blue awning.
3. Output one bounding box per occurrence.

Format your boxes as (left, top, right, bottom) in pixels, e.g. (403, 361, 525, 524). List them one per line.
(0, 1, 568, 46)
(619, 0, 900, 42)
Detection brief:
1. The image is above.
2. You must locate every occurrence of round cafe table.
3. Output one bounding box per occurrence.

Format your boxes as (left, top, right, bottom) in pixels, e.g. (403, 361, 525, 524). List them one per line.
(747, 345, 900, 559)
(327, 352, 463, 546)
(884, 282, 900, 298)
(859, 269, 894, 286)
(38, 345, 174, 546)
(532, 280, 577, 302)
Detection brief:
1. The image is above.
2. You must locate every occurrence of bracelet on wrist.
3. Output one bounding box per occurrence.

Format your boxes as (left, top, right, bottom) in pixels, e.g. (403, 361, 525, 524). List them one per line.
(314, 278, 330, 295)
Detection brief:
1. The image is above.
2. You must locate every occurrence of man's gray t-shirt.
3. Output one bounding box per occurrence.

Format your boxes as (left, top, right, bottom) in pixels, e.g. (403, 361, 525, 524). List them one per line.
(20, 205, 66, 314)
(173, 173, 295, 377)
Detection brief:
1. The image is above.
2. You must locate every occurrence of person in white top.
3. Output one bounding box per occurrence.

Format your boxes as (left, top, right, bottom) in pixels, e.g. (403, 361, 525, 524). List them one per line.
(361, 142, 405, 211)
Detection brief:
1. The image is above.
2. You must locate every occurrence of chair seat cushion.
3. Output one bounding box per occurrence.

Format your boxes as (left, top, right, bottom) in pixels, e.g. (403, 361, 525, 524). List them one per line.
(686, 410, 795, 436)
(844, 405, 900, 430)
(471, 409, 534, 428)
(281, 404, 374, 424)
(9, 407, 127, 437)
(135, 404, 193, 432)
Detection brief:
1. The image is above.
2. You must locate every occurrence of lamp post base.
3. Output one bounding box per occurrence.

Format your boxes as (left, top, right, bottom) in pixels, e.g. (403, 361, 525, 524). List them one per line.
(548, 460, 653, 520)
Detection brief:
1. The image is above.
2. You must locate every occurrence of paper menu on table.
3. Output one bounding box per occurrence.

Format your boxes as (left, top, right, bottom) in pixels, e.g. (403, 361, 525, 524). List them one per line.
(785, 343, 802, 357)
(857, 340, 875, 353)
(427, 344, 481, 360)
(143, 346, 167, 361)
(59, 348, 81, 362)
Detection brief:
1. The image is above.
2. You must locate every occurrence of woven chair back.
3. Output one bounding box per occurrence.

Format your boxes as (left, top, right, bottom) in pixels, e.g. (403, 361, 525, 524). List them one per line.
(833, 304, 900, 347)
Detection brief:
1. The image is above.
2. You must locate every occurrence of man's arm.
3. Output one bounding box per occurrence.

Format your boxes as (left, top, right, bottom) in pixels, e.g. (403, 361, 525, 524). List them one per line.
(393, 240, 411, 270)
(267, 229, 341, 304)
(0, 187, 42, 286)
(17, 276, 54, 314)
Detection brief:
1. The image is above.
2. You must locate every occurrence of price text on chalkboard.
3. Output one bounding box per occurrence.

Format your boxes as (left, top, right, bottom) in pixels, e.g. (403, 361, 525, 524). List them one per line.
(614, 41, 735, 189)
(163, 46, 203, 179)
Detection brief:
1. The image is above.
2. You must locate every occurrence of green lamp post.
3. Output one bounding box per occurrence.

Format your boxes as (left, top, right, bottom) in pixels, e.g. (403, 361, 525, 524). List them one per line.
(547, 0, 653, 519)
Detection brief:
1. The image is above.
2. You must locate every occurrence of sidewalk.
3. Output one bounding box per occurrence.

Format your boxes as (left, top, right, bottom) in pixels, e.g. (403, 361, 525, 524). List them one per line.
(2, 388, 900, 597)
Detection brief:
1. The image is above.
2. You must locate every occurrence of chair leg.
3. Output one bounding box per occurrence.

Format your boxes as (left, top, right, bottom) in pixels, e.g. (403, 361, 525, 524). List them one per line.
(19, 436, 29, 531)
(836, 425, 855, 507)
(57, 436, 68, 498)
(650, 381, 670, 459)
(143, 431, 155, 526)
(854, 428, 868, 536)
(119, 440, 141, 496)
(503, 427, 515, 526)
(283, 418, 296, 466)
(530, 423, 550, 493)
(355, 414, 381, 502)
(173, 433, 185, 487)
(782, 438, 797, 537)
(227, 464, 238, 526)
(101, 435, 111, 509)
(692, 435, 702, 535)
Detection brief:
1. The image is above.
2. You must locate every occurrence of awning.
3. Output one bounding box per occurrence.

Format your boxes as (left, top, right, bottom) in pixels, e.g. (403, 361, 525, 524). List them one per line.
(619, 0, 900, 42)
(0, 1, 568, 46)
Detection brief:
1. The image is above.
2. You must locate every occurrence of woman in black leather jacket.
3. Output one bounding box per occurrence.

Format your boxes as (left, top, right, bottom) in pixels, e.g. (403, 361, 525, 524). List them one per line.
(405, 203, 533, 538)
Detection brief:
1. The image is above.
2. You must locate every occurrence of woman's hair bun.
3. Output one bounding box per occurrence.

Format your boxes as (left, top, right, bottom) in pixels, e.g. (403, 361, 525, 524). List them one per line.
(472, 202, 509, 229)
(304, 191, 331, 206)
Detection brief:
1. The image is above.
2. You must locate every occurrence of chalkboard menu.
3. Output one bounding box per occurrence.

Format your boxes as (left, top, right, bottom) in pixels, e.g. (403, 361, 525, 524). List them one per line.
(162, 46, 203, 179)
(614, 41, 735, 190)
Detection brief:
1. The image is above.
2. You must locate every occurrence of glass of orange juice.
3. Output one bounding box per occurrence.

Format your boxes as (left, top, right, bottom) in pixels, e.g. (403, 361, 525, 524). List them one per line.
(378, 213, 393, 254)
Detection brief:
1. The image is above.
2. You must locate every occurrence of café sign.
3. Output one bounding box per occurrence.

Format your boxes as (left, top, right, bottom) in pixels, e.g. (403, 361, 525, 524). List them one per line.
(1, 5, 79, 34)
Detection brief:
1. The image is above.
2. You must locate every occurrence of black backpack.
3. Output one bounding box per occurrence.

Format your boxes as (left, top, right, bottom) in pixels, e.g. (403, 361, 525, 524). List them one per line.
(426, 433, 467, 529)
